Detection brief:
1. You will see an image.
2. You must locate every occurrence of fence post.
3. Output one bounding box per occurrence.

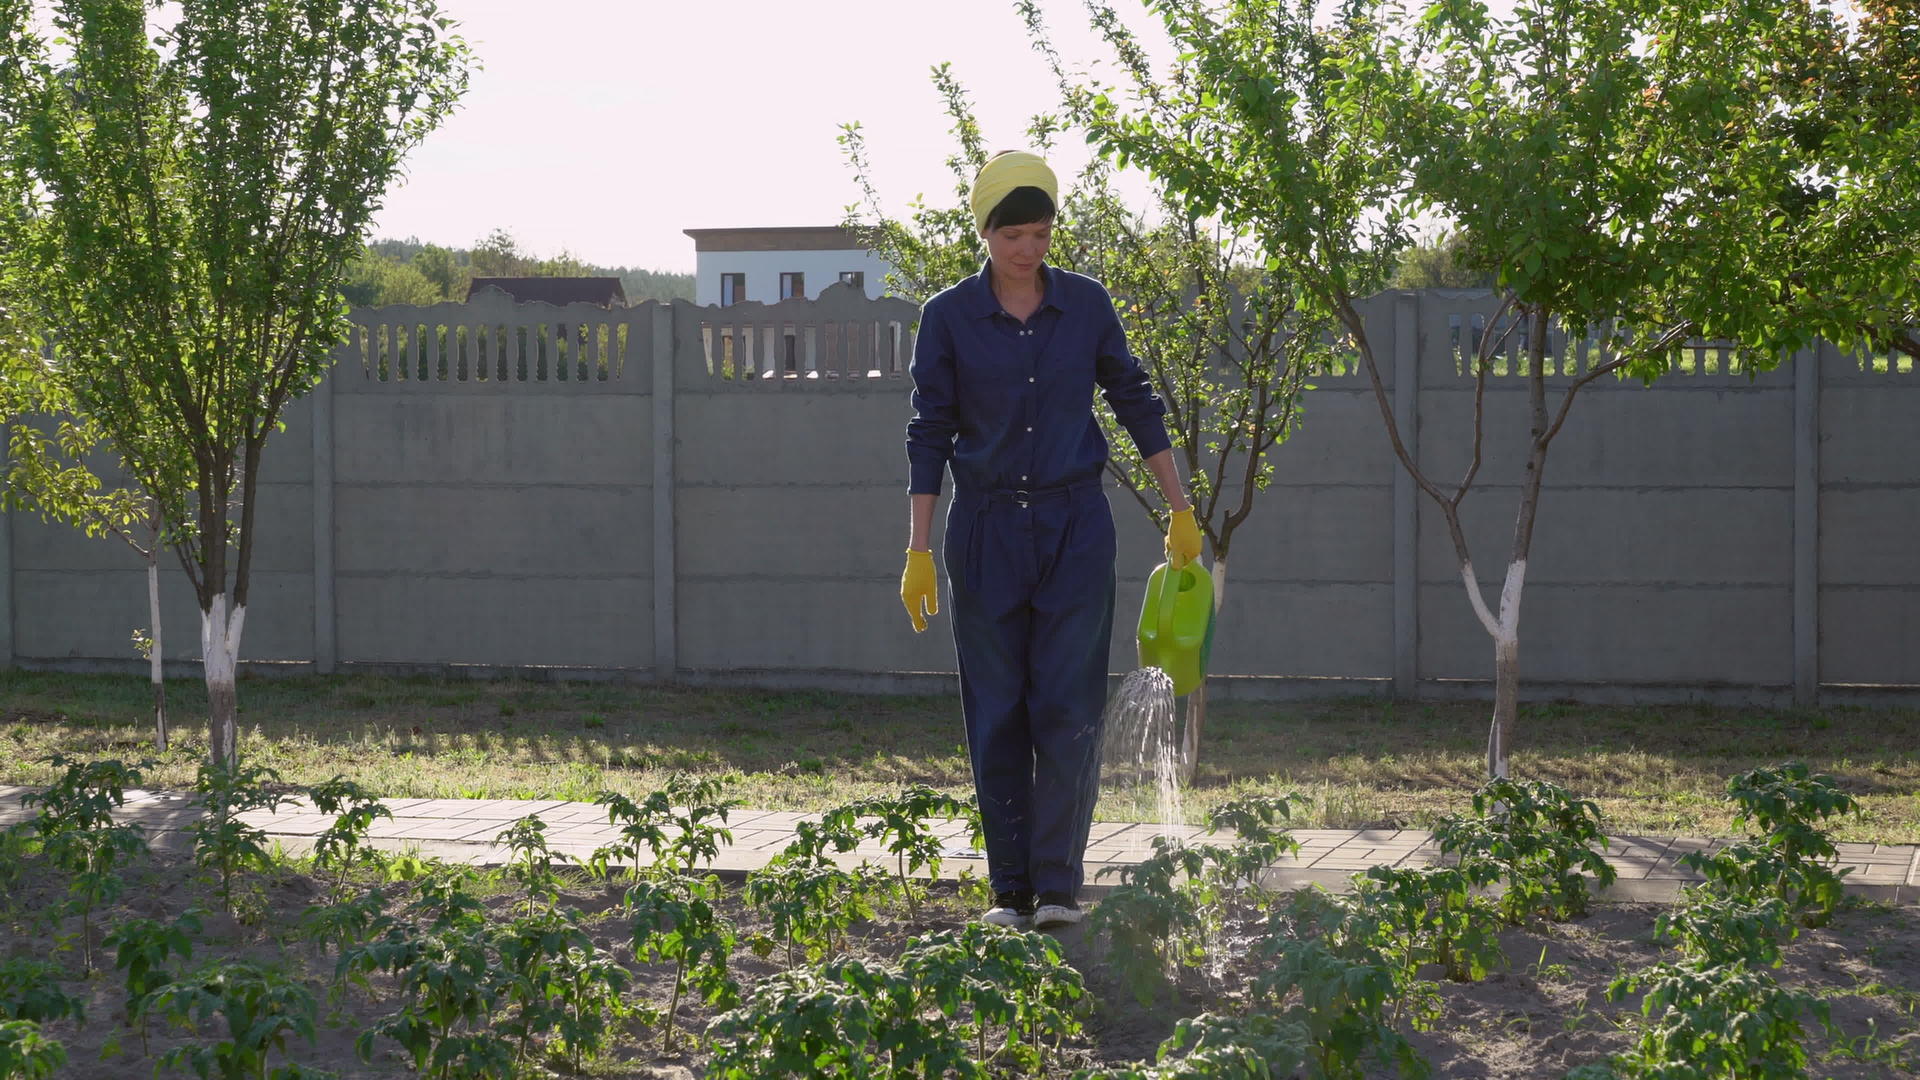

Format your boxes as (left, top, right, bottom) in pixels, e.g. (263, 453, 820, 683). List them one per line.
(312, 353, 337, 674)
(651, 303, 677, 680)
(1792, 343, 1820, 706)
(1392, 291, 1420, 698)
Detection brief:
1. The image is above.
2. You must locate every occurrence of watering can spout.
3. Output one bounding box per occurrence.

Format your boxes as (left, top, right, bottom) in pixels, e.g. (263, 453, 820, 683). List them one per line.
(1135, 560, 1215, 697)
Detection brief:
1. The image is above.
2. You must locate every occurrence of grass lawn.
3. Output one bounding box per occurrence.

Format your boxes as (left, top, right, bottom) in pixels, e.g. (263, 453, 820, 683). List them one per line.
(3, 669, 1917, 843)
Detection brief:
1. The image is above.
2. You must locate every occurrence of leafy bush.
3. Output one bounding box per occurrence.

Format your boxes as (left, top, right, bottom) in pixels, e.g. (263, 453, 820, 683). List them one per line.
(104, 910, 201, 1054)
(1076, 1012, 1310, 1079)
(304, 777, 392, 901)
(744, 854, 892, 968)
(0, 1019, 66, 1080)
(1088, 837, 1216, 1006)
(140, 960, 332, 1080)
(1089, 796, 1302, 1007)
(297, 887, 389, 955)
(840, 785, 981, 918)
(591, 773, 740, 880)
(1347, 864, 1506, 984)
(24, 755, 152, 968)
(1608, 962, 1828, 1080)
(707, 957, 982, 1080)
(899, 923, 1085, 1073)
(187, 762, 289, 920)
(627, 872, 739, 1052)
(1252, 926, 1430, 1079)
(0, 959, 83, 1027)
(495, 816, 569, 918)
(1679, 763, 1862, 927)
(1654, 892, 1798, 970)
(1432, 777, 1615, 923)
(708, 924, 1083, 1079)
(344, 919, 504, 1079)
(1194, 795, 1302, 904)
(491, 908, 631, 1073)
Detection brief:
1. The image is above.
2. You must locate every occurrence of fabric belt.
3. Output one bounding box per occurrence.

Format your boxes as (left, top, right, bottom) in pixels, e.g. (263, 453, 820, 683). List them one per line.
(958, 478, 1102, 593)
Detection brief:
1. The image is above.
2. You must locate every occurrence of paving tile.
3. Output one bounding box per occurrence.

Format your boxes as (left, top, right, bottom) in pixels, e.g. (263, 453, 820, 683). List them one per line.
(241, 813, 337, 836)
(28, 785, 1907, 902)
(366, 816, 499, 842)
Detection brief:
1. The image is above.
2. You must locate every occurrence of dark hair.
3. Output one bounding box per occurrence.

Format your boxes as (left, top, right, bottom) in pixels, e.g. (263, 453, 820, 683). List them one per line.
(984, 185, 1056, 232)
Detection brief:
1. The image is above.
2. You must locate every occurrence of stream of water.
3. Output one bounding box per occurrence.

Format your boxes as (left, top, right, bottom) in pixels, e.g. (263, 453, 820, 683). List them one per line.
(1099, 667, 1184, 848)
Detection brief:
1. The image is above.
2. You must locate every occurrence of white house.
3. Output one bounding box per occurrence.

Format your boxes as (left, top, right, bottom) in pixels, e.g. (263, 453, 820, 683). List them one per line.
(682, 226, 892, 306)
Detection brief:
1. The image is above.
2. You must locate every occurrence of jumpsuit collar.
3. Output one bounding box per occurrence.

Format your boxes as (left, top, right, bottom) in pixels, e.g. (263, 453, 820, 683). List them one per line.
(961, 259, 1069, 321)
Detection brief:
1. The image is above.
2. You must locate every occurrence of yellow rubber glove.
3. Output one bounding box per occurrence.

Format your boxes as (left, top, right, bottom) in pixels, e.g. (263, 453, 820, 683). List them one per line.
(1165, 508, 1202, 569)
(900, 549, 939, 633)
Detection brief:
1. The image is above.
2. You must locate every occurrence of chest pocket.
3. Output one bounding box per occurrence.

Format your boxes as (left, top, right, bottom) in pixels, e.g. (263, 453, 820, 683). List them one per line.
(955, 321, 1032, 415)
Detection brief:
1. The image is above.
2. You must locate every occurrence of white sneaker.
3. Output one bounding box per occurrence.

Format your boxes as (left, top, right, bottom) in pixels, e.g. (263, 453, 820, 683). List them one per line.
(1032, 893, 1084, 929)
(981, 891, 1034, 928)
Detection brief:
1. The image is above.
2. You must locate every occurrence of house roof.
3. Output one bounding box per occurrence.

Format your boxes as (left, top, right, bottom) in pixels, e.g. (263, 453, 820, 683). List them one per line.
(681, 226, 867, 253)
(466, 277, 628, 306)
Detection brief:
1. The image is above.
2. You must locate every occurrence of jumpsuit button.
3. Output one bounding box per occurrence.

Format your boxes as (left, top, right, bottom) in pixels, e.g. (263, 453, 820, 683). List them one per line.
(1028, 376, 1035, 383)
(1026, 426, 1033, 432)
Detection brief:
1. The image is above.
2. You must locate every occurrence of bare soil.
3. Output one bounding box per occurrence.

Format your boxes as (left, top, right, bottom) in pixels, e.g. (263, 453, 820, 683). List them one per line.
(4, 848, 1915, 1078)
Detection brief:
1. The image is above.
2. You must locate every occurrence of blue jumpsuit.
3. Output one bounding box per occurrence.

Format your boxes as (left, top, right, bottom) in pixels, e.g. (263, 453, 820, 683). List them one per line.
(906, 260, 1171, 899)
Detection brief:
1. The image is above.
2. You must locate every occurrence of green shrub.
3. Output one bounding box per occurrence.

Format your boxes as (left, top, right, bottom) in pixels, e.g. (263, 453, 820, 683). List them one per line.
(0, 1019, 66, 1080)
(1680, 763, 1862, 927)
(1433, 777, 1615, 923)
(140, 960, 330, 1080)
(187, 762, 289, 920)
(898, 923, 1084, 1073)
(1608, 961, 1827, 1080)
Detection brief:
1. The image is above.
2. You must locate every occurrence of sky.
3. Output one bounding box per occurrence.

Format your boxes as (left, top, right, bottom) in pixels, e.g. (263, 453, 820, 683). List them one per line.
(369, 0, 1191, 272)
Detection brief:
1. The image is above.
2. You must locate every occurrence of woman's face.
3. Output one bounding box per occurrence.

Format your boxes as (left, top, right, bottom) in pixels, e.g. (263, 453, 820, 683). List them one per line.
(983, 217, 1054, 282)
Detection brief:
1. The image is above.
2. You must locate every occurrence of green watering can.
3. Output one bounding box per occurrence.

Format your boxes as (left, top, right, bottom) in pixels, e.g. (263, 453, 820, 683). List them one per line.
(1136, 559, 1215, 697)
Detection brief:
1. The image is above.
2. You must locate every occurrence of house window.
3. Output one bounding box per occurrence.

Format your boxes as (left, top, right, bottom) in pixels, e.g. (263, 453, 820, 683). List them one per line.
(779, 272, 805, 300)
(838, 271, 864, 289)
(720, 273, 745, 306)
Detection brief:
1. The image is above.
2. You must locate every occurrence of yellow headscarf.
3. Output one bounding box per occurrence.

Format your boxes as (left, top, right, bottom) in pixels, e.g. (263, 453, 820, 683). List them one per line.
(969, 151, 1059, 233)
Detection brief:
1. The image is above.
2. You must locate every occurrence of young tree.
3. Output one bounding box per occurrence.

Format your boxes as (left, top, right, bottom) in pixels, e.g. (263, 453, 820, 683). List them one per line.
(1070, 0, 1909, 777)
(0, 0, 471, 766)
(0, 20, 189, 750)
(843, 54, 1332, 774)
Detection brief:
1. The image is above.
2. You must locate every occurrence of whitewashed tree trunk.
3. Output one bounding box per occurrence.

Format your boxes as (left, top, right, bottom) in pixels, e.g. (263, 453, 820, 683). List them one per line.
(147, 548, 166, 752)
(1460, 557, 1526, 781)
(201, 594, 245, 768)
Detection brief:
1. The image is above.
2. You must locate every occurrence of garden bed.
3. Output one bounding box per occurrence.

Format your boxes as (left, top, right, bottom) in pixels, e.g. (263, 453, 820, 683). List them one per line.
(2, 762, 1915, 1079)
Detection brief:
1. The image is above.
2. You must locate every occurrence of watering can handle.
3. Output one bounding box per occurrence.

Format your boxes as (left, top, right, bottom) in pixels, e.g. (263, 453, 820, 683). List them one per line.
(1156, 562, 1180, 644)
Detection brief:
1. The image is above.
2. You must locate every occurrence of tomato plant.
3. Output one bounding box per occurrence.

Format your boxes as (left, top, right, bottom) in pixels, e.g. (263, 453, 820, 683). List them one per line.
(706, 958, 982, 1080)
(1681, 763, 1862, 927)
(899, 923, 1085, 1073)
(627, 872, 739, 1052)
(745, 854, 892, 968)
(1609, 962, 1828, 1080)
(24, 755, 152, 969)
(187, 762, 289, 921)
(103, 910, 201, 1053)
(140, 960, 331, 1080)
(1432, 777, 1615, 923)
(841, 785, 981, 918)
(0, 1019, 66, 1080)
(304, 777, 391, 902)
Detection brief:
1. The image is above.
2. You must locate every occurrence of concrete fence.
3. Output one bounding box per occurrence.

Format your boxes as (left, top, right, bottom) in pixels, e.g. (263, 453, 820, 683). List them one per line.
(2, 285, 1915, 706)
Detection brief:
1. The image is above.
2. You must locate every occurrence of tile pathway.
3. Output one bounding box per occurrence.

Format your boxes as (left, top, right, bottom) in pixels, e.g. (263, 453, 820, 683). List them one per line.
(1, 786, 1913, 905)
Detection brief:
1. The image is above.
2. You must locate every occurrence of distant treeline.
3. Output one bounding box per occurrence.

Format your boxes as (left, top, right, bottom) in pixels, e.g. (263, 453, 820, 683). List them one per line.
(344, 228, 694, 307)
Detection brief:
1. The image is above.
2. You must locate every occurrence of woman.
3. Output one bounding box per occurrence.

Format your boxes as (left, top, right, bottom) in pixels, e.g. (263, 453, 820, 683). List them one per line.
(899, 150, 1200, 930)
